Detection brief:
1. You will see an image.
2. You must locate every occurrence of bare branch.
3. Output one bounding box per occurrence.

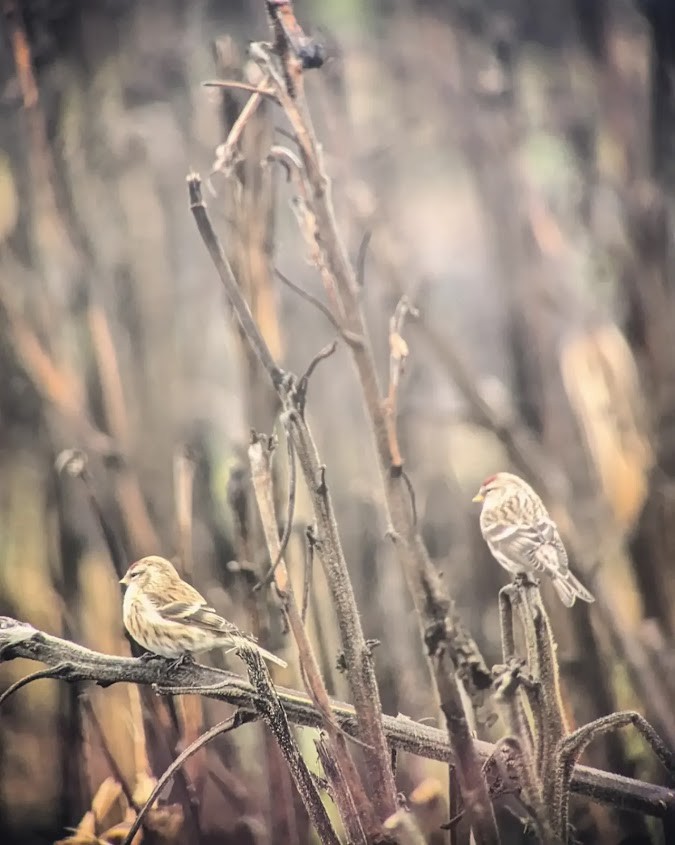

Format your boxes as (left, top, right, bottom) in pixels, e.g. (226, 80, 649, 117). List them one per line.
(211, 87, 268, 177)
(0, 621, 673, 820)
(276, 268, 343, 333)
(187, 174, 285, 389)
(203, 79, 279, 101)
(315, 735, 367, 845)
(554, 711, 675, 839)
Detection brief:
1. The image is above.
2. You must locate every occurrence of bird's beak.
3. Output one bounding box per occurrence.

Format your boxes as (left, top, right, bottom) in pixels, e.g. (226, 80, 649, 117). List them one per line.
(119, 574, 129, 586)
(472, 492, 484, 503)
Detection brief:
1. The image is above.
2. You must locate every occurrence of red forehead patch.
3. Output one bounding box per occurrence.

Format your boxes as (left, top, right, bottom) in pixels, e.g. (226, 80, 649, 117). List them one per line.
(482, 474, 498, 486)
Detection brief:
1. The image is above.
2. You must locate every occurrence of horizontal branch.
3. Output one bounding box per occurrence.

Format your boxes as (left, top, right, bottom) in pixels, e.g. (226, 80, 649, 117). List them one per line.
(1, 619, 673, 820)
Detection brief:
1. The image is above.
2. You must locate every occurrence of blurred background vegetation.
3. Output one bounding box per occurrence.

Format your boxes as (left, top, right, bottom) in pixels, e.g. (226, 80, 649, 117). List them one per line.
(1, 0, 674, 843)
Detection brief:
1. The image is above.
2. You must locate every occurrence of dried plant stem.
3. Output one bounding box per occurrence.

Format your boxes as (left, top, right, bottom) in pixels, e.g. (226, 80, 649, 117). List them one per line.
(188, 174, 397, 821)
(173, 446, 196, 577)
(240, 647, 340, 845)
(431, 649, 499, 845)
(493, 665, 557, 842)
(249, 432, 374, 842)
(284, 407, 398, 819)
(1, 621, 673, 820)
(249, 25, 498, 843)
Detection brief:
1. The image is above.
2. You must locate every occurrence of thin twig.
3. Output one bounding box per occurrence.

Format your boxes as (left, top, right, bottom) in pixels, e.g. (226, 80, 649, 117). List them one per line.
(211, 88, 266, 177)
(302, 525, 316, 623)
(188, 174, 285, 388)
(295, 341, 338, 414)
(203, 79, 279, 101)
(356, 230, 372, 288)
(0, 663, 69, 707)
(275, 268, 343, 333)
(122, 711, 256, 845)
(254, 428, 297, 592)
(315, 735, 367, 845)
(554, 711, 675, 839)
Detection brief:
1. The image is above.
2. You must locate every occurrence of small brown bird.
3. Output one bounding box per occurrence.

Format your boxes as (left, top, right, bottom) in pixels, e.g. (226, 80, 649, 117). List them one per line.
(120, 555, 287, 667)
(473, 472, 595, 607)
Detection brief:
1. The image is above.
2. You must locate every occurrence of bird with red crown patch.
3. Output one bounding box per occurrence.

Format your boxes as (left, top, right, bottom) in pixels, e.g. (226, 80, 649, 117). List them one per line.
(472, 472, 594, 607)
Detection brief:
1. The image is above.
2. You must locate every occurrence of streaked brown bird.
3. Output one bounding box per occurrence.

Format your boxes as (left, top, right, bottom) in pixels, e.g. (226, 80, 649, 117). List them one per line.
(472, 472, 595, 607)
(120, 555, 287, 667)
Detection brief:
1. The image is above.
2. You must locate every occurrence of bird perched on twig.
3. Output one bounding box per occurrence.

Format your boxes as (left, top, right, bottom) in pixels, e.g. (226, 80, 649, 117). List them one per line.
(120, 555, 287, 667)
(472, 472, 595, 607)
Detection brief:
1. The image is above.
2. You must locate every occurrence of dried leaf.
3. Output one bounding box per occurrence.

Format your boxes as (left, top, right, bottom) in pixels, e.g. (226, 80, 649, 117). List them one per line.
(55, 834, 105, 845)
(91, 777, 127, 832)
(98, 823, 142, 845)
(132, 772, 158, 807)
(75, 811, 97, 837)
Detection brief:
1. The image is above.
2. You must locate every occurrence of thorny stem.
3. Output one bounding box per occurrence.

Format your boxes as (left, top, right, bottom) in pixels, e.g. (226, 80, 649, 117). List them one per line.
(1, 621, 673, 820)
(240, 647, 340, 845)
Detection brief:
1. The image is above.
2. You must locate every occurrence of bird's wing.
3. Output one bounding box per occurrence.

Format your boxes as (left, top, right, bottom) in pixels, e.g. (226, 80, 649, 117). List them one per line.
(144, 592, 245, 637)
(484, 517, 569, 575)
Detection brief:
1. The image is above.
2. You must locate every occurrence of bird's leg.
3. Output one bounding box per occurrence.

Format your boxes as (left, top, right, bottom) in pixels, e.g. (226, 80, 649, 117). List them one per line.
(514, 572, 539, 590)
(139, 651, 164, 663)
(166, 652, 195, 672)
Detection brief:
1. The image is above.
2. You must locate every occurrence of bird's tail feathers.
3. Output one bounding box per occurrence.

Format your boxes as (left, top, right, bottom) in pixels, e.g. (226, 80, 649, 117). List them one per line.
(567, 571, 595, 604)
(231, 636, 288, 668)
(552, 577, 576, 607)
(552, 572, 595, 607)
